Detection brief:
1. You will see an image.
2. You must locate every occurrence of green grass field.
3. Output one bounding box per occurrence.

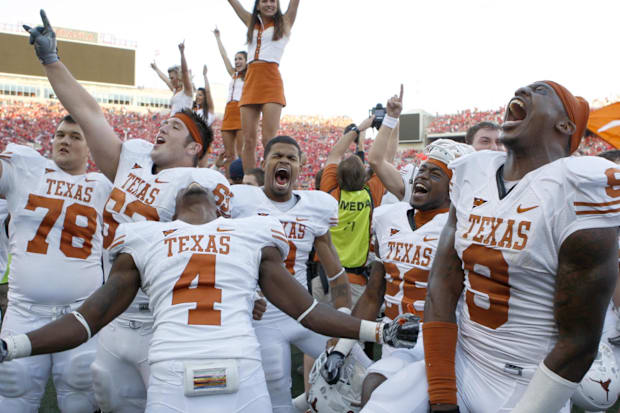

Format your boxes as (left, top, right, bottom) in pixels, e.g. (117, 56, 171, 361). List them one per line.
(38, 345, 620, 412)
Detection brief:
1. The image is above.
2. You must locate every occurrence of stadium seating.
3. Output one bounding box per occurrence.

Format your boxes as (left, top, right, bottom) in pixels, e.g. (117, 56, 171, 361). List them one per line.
(0, 98, 613, 189)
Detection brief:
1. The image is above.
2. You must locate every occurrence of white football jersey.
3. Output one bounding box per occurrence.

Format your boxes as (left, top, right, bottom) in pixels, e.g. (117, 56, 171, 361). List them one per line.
(231, 185, 338, 321)
(103, 139, 232, 318)
(0, 199, 8, 278)
(0, 144, 112, 305)
(450, 151, 620, 375)
(373, 202, 446, 321)
(109, 216, 289, 363)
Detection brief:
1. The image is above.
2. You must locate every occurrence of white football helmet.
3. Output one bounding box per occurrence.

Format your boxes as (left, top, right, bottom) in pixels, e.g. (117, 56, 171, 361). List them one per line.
(306, 344, 371, 413)
(424, 139, 474, 165)
(572, 341, 620, 411)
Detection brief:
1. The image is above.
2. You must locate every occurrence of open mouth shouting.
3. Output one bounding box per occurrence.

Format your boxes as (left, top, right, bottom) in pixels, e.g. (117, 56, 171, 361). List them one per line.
(411, 179, 431, 205)
(273, 165, 291, 191)
(503, 97, 528, 131)
(155, 134, 166, 146)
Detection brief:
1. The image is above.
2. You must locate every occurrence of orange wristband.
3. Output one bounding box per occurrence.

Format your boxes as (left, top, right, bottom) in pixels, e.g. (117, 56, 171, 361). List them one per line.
(423, 321, 458, 405)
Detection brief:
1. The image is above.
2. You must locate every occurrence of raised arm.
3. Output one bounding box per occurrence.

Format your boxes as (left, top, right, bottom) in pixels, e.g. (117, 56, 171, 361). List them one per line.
(23, 10, 121, 181)
(227, 0, 252, 26)
(325, 116, 374, 166)
(150, 61, 174, 91)
(284, 0, 301, 28)
(214, 27, 235, 76)
(203, 65, 215, 116)
(314, 231, 352, 309)
(511, 227, 618, 413)
(178, 42, 193, 97)
(1, 253, 140, 359)
(423, 206, 465, 412)
(386, 120, 399, 163)
(368, 85, 406, 200)
(258, 246, 417, 346)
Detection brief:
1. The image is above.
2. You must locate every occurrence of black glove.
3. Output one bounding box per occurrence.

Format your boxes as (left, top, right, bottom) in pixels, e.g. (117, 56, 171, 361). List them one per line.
(320, 350, 346, 385)
(382, 313, 420, 348)
(0, 339, 7, 363)
(23, 9, 59, 65)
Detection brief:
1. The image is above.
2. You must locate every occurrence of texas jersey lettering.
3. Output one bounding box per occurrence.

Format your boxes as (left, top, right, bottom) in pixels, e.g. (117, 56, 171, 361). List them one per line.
(103, 139, 232, 317)
(231, 185, 338, 321)
(450, 151, 620, 375)
(373, 202, 446, 322)
(0, 143, 112, 304)
(109, 215, 289, 363)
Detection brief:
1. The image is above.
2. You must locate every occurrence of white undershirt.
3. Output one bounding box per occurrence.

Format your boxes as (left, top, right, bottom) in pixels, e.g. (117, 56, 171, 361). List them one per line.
(269, 194, 299, 212)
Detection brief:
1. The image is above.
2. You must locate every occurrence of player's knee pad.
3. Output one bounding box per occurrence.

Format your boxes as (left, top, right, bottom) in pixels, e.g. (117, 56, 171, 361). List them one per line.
(64, 351, 95, 390)
(260, 344, 287, 383)
(91, 359, 117, 412)
(0, 360, 30, 398)
(57, 391, 96, 413)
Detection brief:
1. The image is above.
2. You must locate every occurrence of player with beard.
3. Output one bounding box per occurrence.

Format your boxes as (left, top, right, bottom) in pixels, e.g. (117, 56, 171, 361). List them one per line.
(231, 135, 353, 412)
(0, 183, 418, 413)
(0, 115, 112, 412)
(24, 11, 232, 412)
(314, 140, 472, 411)
(361, 81, 620, 413)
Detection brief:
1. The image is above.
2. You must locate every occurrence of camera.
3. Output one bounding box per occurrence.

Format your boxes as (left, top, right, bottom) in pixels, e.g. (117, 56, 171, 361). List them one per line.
(370, 103, 386, 129)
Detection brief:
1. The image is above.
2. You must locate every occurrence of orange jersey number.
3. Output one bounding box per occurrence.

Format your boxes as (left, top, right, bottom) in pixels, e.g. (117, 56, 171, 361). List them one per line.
(172, 253, 222, 325)
(605, 167, 620, 198)
(284, 240, 297, 276)
(462, 244, 510, 329)
(383, 262, 429, 321)
(25, 194, 98, 259)
(103, 188, 160, 248)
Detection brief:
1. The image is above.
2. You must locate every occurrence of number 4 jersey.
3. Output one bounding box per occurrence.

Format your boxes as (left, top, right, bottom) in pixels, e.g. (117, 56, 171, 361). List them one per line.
(0, 144, 113, 305)
(109, 216, 289, 363)
(103, 139, 232, 319)
(450, 151, 620, 375)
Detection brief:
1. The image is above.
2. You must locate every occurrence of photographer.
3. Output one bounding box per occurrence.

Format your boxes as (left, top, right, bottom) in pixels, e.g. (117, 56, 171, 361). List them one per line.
(320, 116, 385, 304)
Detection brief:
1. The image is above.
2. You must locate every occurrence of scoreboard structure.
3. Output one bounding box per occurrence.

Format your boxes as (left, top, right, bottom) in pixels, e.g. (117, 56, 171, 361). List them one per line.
(0, 29, 135, 86)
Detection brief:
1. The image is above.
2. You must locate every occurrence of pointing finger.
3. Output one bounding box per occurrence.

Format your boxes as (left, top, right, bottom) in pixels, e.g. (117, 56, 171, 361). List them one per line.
(40, 10, 52, 31)
(399, 84, 404, 102)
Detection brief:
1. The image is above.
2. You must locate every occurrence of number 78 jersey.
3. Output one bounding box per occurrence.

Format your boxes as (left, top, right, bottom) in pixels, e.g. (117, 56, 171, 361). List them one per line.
(450, 151, 620, 374)
(109, 216, 289, 363)
(0, 144, 113, 305)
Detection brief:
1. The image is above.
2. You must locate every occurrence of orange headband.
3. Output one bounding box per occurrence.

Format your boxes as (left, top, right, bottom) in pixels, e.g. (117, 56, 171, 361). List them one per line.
(173, 112, 202, 146)
(425, 158, 452, 179)
(543, 81, 590, 154)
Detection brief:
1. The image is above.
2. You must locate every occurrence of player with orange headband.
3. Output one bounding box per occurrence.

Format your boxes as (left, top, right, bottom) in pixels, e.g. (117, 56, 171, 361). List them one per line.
(359, 81, 620, 413)
(227, 0, 301, 173)
(24, 10, 232, 412)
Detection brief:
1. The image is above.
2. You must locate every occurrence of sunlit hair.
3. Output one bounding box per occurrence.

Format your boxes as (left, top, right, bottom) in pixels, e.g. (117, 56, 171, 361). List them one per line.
(246, 0, 284, 44)
(337, 155, 366, 192)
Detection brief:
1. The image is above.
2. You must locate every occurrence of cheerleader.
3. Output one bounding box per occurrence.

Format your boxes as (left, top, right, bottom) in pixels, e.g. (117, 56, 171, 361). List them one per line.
(214, 27, 247, 173)
(227, 0, 300, 172)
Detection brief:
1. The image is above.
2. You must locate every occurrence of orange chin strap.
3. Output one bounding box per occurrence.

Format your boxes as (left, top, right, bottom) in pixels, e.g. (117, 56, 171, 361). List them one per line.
(423, 321, 458, 406)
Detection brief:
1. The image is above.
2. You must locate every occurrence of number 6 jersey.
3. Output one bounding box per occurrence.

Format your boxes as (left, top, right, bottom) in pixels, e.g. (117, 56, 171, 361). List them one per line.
(109, 216, 289, 363)
(0, 144, 113, 305)
(450, 151, 620, 375)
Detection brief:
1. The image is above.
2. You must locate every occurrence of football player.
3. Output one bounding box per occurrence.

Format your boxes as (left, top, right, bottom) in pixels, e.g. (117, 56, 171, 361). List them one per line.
(24, 10, 232, 412)
(326, 139, 471, 409)
(363, 81, 620, 413)
(0, 115, 112, 412)
(231, 135, 353, 412)
(0, 183, 418, 413)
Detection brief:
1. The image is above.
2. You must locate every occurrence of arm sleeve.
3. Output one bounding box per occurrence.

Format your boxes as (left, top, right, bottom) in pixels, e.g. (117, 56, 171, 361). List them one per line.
(263, 217, 290, 259)
(320, 164, 339, 196)
(557, 157, 620, 245)
(109, 223, 143, 270)
(0, 144, 45, 198)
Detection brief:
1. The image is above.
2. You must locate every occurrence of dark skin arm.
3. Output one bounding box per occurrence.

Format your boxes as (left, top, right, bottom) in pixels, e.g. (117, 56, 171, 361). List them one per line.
(314, 231, 352, 309)
(351, 252, 387, 321)
(423, 206, 464, 412)
(27, 254, 140, 355)
(259, 246, 363, 339)
(545, 227, 618, 381)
